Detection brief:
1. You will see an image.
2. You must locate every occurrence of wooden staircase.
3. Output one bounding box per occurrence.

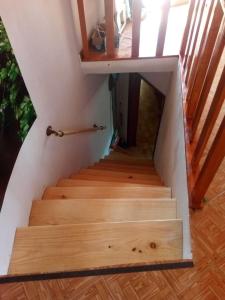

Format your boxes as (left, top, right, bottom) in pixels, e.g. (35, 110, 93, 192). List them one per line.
(8, 151, 183, 275)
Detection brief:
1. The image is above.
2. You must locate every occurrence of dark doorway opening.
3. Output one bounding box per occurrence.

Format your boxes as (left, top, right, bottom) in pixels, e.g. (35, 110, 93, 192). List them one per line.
(126, 73, 165, 159)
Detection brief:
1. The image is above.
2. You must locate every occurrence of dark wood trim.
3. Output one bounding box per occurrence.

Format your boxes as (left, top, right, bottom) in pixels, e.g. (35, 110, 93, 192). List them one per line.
(0, 260, 194, 284)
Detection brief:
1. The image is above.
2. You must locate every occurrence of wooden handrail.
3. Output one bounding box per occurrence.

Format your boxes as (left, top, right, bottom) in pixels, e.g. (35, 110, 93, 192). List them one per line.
(156, 0, 170, 57)
(46, 125, 106, 137)
(131, 0, 142, 58)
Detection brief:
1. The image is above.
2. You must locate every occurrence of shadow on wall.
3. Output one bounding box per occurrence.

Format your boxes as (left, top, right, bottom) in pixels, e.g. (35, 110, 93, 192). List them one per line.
(0, 19, 36, 209)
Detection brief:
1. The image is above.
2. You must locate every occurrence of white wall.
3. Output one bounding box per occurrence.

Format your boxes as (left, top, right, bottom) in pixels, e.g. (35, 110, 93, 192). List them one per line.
(140, 72, 172, 96)
(0, 0, 112, 275)
(154, 63, 192, 259)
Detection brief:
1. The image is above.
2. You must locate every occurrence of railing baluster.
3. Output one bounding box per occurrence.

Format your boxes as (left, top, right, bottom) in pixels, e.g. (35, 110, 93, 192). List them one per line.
(77, 0, 89, 59)
(156, 0, 170, 57)
(186, 1, 223, 119)
(191, 19, 225, 142)
(192, 115, 225, 208)
(180, 0, 196, 61)
(183, 0, 201, 70)
(104, 0, 115, 58)
(185, 0, 209, 85)
(191, 65, 225, 169)
(131, 0, 142, 58)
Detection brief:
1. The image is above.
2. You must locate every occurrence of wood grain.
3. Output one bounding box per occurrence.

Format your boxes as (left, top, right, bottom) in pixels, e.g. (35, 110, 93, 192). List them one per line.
(43, 186, 171, 200)
(8, 220, 182, 275)
(71, 173, 163, 186)
(29, 198, 177, 226)
(78, 168, 162, 182)
(57, 179, 148, 187)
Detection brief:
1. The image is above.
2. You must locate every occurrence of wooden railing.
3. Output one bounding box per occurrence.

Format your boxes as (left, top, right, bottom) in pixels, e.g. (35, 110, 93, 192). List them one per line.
(77, 0, 171, 60)
(180, 0, 225, 208)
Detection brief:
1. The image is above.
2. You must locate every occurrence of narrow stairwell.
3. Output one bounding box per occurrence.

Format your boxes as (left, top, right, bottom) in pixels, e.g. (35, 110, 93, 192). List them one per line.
(8, 151, 183, 275)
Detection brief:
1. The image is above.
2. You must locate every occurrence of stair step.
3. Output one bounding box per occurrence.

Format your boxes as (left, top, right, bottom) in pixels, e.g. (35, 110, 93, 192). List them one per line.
(29, 198, 177, 226)
(89, 164, 157, 175)
(43, 186, 171, 199)
(57, 179, 148, 187)
(72, 169, 162, 185)
(71, 174, 162, 185)
(100, 158, 154, 167)
(9, 220, 183, 275)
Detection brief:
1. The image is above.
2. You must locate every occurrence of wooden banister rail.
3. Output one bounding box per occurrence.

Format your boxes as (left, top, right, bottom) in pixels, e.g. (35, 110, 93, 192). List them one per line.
(191, 19, 225, 141)
(156, 0, 170, 57)
(192, 65, 225, 169)
(104, 0, 115, 58)
(180, 0, 195, 60)
(182, 0, 201, 70)
(184, 0, 208, 84)
(186, 0, 224, 119)
(192, 115, 225, 208)
(131, 0, 142, 58)
(180, 0, 225, 208)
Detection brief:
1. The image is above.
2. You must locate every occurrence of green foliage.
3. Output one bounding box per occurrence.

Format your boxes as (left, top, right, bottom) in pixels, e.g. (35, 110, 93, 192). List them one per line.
(0, 20, 36, 141)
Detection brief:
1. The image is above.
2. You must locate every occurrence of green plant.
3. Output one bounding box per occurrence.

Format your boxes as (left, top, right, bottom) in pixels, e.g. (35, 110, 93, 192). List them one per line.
(0, 19, 36, 141)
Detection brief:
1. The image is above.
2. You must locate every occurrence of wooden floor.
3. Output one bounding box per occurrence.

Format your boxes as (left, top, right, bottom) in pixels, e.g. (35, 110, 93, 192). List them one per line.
(0, 178, 225, 299)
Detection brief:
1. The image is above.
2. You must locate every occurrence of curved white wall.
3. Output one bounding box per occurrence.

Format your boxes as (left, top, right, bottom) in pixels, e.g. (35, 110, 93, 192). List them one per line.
(0, 0, 112, 275)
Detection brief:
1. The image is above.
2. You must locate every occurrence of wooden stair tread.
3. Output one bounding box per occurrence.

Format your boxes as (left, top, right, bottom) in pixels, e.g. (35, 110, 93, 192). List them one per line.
(78, 169, 161, 179)
(100, 159, 154, 167)
(57, 179, 149, 187)
(43, 186, 171, 199)
(9, 220, 183, 275)
(71, 174, 163, 186)
(29, 198, 177, 226)
(89, 164, 157, 175)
